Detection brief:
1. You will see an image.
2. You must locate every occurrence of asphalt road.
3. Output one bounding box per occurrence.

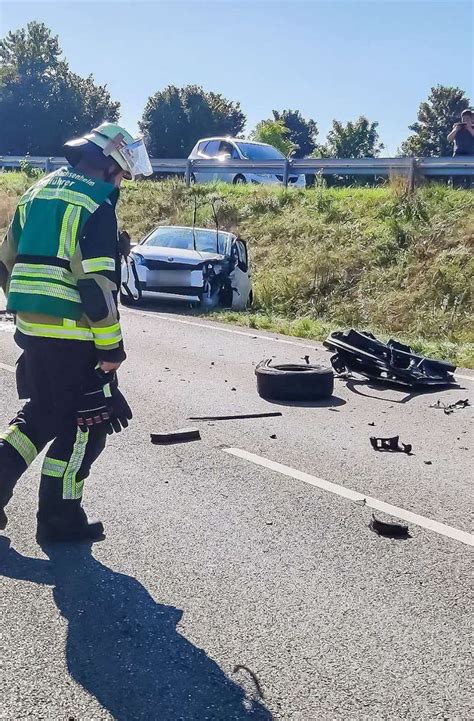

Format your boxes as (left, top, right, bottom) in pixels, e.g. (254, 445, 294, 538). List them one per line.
(0, 303, 472, 721)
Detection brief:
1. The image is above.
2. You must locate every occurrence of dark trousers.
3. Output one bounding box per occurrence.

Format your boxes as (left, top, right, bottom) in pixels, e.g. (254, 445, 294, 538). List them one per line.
(0, 335, 107, 521)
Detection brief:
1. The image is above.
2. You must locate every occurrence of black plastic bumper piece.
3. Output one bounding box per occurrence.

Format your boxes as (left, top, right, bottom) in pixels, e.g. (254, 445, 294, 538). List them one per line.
(324, 329, 456, 389)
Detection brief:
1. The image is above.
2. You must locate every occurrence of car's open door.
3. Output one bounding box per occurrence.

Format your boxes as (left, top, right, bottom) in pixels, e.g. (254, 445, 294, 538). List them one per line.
(230, 238, 252, 310)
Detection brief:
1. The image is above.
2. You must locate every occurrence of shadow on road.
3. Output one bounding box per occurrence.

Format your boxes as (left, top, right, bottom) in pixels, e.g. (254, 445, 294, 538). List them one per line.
(344, 378, 462, 404)
(265, 395, 346, 409)
(0, 537, 272, 720)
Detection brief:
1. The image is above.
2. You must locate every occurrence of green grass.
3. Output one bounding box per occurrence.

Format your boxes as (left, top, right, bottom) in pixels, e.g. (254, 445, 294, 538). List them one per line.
(210, 310, 474, 368)
(1, 172, 473, 367)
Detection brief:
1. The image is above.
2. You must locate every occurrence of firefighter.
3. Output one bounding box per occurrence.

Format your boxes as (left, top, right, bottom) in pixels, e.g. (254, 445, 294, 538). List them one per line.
(0, 123, 152, 542)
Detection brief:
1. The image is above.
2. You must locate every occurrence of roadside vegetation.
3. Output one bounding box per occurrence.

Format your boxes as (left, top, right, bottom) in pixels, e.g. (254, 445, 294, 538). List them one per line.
(1, 172, 473, 367)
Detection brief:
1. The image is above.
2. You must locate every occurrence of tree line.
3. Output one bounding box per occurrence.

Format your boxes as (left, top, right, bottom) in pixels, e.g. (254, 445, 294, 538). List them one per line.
(0, 22, 471, 159)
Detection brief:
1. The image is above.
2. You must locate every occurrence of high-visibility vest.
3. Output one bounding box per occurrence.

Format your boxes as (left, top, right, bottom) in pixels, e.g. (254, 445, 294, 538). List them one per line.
(7, 166, 116, 321)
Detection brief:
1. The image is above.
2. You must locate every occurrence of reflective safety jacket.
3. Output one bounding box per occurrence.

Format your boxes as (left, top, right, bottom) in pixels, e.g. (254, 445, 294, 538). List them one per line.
(0, 166, 125, 362)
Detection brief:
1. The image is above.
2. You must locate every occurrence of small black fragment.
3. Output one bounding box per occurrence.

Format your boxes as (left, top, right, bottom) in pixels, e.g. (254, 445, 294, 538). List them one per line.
(370, 514, 410, 539)
(270, 434, 277, 439)
(150, 428, 201, 445)
(368, 422, 375, 426)
(424, 460, 432, 465)
(303, 355, 310, 365)
(370, 435, 413, 454)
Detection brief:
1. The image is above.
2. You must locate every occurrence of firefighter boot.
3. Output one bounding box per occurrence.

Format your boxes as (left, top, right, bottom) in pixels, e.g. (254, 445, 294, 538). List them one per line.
(37, 474, 105, 543)
(36, 504, 105, 543)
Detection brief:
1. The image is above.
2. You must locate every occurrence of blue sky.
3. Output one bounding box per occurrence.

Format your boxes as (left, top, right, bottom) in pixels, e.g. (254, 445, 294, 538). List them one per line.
(1, 0, 473, 154)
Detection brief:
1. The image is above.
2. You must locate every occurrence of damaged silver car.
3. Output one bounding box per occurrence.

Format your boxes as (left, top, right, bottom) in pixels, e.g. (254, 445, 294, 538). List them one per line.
(120, 225, 252, 310)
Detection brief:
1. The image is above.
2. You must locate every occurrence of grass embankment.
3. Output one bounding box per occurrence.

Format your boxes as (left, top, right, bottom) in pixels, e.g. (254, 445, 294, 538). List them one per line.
(1, 172, 473, 366)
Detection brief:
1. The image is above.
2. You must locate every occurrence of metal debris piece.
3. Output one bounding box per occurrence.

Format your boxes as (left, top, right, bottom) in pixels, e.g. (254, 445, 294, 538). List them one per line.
(303, 355, 310, 365)
(370, 435, 412, 454)
(424, 460, 432, 465)
(370, 514, 410, 539)
(368, 422, 375, 426)
(430, 398, 470, 415)
(325, 329, 456, 389)
(270, 434, 277, 439)
(188, 412, 282, 421)
(150, 428, 201, 445)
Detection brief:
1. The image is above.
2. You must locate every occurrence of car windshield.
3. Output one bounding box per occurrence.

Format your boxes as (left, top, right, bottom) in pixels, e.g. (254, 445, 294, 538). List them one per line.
(143, 227, 229, 254)
(235, 142, 285, 160)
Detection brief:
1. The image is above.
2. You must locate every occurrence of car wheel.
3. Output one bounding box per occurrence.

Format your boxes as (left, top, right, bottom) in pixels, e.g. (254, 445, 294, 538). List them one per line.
(255, 359, 334, 401)
(120, 289, 141, 307)
(233, 175, 247, 185)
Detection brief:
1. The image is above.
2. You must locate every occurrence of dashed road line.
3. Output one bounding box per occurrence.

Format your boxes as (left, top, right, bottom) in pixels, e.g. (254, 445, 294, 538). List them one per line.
(224, 447, 474, 548)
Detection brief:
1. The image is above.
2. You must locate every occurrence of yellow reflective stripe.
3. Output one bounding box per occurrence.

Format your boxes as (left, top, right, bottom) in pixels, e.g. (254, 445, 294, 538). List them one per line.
(58, 204, 81, 260)
(58, 204, 74, 258)
(24, 187, 99, 214)
(18, 204, 26, 229)
(91, 323, 122, 347)
(9, 279, 81, 304)
(12, 263, 75, 284)
(63, 429, 89, 499)
(82, 257, 116, 273)
(16, 316, 94, 342)
(0, 425, 38, 467)
(68, 205, 81, 257)
(42, 457, 68, 478)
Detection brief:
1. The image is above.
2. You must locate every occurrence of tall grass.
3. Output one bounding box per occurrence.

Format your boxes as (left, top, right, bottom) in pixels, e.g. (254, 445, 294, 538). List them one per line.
(1, 172, 473, 365)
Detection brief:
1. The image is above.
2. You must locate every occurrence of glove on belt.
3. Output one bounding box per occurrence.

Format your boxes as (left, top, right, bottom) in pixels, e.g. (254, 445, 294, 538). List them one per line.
(76, 371, 132, 434)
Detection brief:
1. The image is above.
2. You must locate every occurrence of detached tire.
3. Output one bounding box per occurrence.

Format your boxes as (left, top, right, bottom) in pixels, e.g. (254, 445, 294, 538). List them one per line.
(256, 359, 334, 401)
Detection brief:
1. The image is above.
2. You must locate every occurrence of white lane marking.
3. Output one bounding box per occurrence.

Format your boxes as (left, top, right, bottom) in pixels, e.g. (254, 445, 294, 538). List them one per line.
(0, 362, 15, 373)
(224, 447, 474, 548)
(121, 308, 474, 383)
(121, 308, 322, 350)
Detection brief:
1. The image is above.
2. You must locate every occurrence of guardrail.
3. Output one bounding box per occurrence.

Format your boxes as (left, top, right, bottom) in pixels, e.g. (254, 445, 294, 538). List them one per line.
(1, 154, 473, 188)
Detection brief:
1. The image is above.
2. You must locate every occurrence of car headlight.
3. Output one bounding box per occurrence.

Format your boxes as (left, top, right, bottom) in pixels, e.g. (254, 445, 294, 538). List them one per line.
(204, 262, 222, 275)
(131, 253, 145, 266)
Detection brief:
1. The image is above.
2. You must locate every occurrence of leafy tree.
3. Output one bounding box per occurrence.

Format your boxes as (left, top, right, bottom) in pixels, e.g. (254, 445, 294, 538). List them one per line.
(400, 85, 470, 157)
(272, 109, 318, 157)
(318, 116, 383, 158)
(250, 119, 297, 157)
(0, 22, 119, 155)
(140, 85, 246, 157)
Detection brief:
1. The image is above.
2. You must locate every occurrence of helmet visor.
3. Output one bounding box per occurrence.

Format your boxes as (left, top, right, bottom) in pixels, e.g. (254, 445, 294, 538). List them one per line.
(120, 138, 153, 179)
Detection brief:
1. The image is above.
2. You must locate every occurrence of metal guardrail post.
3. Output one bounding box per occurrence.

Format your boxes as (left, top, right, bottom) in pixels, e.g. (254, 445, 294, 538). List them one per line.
(45, 157, 52, 173)
(283, 159, 290, 188)
(185, 159, 192, 187)
(408, 157, 415, 191)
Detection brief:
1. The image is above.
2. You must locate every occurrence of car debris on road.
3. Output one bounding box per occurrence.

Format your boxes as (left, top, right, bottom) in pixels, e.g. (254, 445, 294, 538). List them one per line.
(370, 435, 413, 454)
(150, 428, 201, 445)
(430, 398, 470, 415)
(256, 359, 334, 401)
(325, 329, 456, 389)
(188, 412, 283, 421)
(370, 514, 411, 539)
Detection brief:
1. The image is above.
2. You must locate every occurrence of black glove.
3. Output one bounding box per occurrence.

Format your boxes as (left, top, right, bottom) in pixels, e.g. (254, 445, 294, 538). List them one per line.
(76, 371, 132, 434)
(106, 387, 133, 434)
